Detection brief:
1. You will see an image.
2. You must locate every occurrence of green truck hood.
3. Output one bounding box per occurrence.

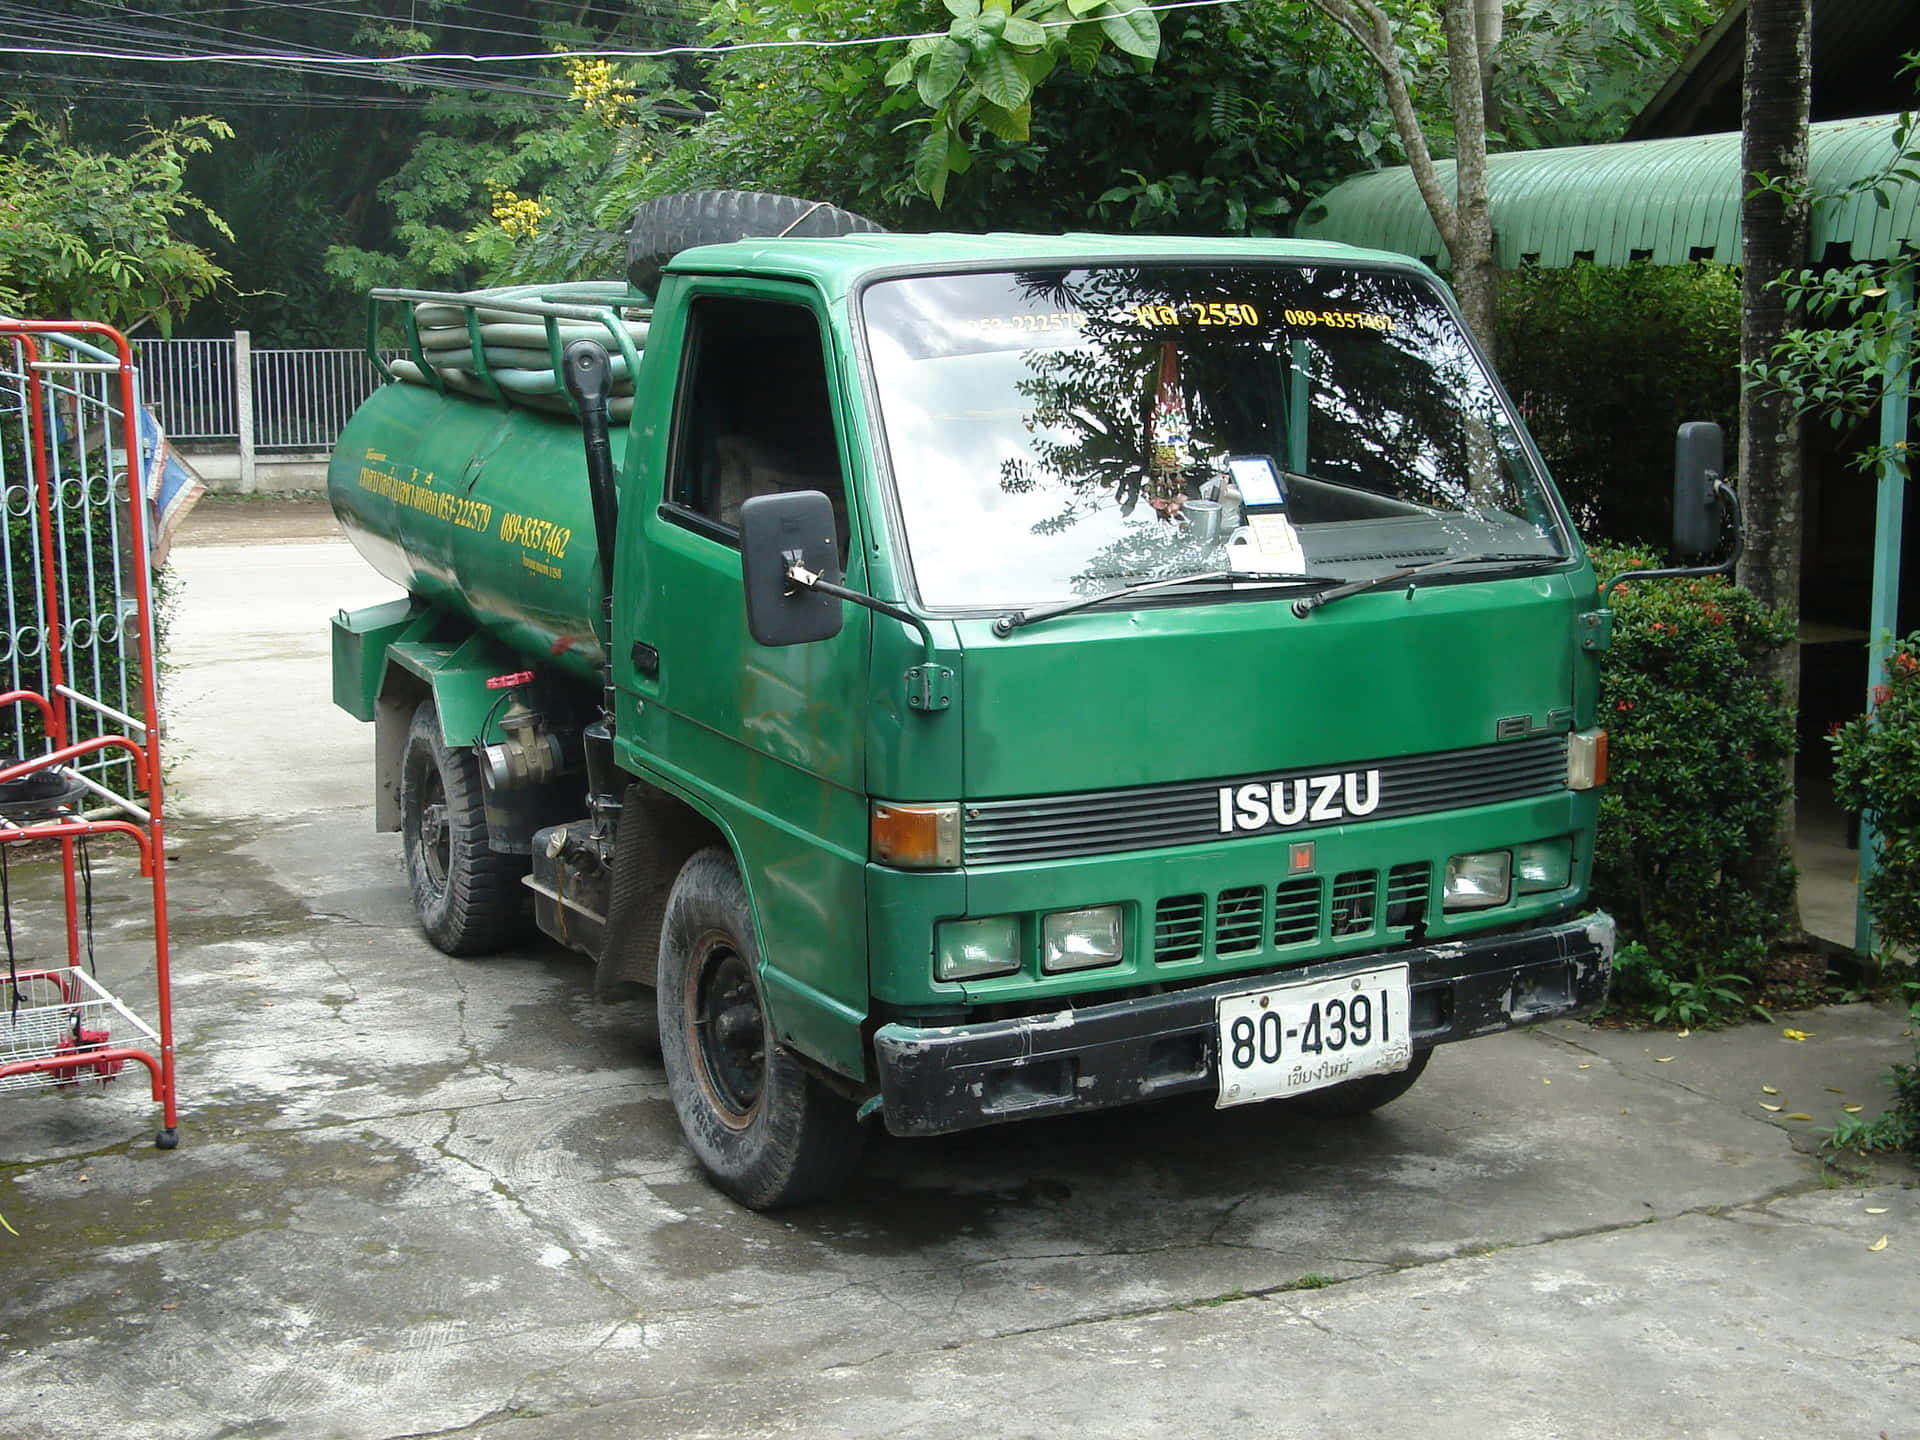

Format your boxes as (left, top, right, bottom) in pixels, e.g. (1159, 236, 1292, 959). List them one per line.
(955, 574, 1582, 799)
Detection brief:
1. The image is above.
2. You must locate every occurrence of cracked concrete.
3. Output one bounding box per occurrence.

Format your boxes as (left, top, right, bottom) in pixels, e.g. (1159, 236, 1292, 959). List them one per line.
(0, 496, 1915, 1439)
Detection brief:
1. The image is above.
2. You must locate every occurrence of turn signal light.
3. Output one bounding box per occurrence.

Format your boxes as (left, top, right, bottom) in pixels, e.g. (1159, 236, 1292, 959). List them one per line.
(871, 801, 960, 868)
(1567, 728, 1608, 790)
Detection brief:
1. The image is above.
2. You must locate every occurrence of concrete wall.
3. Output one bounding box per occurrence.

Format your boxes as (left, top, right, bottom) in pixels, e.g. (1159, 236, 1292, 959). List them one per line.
(180, 446, 331, 495)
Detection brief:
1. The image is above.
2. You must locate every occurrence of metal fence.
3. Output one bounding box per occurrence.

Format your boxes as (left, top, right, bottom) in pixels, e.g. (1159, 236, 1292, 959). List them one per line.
(1, 331, 144, 800)
(133, 333, 398, 452)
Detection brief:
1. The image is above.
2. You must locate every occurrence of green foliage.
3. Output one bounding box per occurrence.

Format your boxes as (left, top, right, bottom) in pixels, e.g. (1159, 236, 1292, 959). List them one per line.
(885, 0, 1161, 206)
(1832, 633, 1920, 952)
(1822, 992, 1920, 1155)
(1608, 943, 1752, 1027)
(324, 58, 691, 295)
(617, 0, 1392, 242)
(1589, 544, 1797, 1014)
(0, 108, 233, 335)
(1745, 254, 1919, 479)
(1495, 261, 1741, 544)
(1742, 105, 1920, 481)
(1490, 0, 1723, 149)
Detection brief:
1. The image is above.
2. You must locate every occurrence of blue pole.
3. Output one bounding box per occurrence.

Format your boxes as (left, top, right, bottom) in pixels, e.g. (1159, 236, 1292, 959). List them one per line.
(1856, 265, 1912, 956)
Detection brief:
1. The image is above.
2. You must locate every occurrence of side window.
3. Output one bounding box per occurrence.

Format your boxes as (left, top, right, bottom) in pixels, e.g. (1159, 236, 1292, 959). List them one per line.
(668, 296, 849, 550)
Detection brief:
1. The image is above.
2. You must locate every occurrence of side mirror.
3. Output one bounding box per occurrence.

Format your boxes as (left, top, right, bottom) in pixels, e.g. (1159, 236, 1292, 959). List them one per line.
(739, 491, 844, 647)
(1673, 421, 1725, 561)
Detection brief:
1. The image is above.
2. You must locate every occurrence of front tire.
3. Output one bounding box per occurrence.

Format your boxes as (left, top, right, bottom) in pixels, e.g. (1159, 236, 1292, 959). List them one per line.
(399, 699, 525, 956)
(657, 847, 863, 1208)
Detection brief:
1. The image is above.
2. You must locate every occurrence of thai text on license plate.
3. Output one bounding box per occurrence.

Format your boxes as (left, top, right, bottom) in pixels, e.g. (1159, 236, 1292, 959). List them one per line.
(1215, 964, 1413, 1107)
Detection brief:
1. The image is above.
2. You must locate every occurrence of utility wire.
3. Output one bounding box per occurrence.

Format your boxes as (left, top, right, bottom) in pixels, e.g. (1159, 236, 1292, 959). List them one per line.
(0, 0, 1236, 68)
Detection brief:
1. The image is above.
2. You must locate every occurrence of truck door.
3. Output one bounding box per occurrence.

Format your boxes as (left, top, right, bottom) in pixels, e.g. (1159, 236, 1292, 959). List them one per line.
(617, 284, 872, 1073)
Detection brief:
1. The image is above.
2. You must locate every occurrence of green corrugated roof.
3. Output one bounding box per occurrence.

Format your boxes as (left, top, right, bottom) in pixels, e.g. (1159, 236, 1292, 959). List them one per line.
(1295, 114, 1920, 269)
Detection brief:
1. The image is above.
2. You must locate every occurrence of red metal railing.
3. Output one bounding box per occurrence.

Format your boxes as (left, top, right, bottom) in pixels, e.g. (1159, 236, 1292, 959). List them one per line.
(0, 319, 177, 1146)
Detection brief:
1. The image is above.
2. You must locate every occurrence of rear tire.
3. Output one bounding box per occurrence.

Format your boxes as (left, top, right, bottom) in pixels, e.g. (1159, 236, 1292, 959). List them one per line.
(400, 699, 525, 956)
(657, 847, 863, 1208)
(626, 190, 884, 294)
(1287, 1047, 1432, 1117)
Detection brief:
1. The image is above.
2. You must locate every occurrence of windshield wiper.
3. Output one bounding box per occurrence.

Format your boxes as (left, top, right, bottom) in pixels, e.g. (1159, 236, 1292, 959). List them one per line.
(993, 569, 1339, 637)
(1291, 552, 1563, 618)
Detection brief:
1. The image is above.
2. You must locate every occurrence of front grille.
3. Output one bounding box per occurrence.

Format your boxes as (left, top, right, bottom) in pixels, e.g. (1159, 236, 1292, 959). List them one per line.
(1330, 870, 1377, 937)
(1274, 877, 1322, 946)
(1215, 886, 1264, 954)
(1154, 894, 1206, 964)
(964, 736, 1567, 865)
(1149, 860, 1439, 967)
(1386, 862, 1432, 927)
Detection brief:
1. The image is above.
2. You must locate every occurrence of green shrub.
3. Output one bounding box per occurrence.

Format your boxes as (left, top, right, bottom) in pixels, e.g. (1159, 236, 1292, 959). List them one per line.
(1496, 262, 1740, 546)
(1589, 544, 1797, 1013)
(1832, 634, 1920, 952)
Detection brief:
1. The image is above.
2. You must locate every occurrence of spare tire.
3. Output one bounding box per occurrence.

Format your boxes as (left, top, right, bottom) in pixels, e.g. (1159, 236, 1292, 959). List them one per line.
(626, 189, 886, 294)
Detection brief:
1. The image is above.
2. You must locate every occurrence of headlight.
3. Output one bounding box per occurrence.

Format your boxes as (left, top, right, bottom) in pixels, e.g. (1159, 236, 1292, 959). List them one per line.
(1041, 905, 1124, 973)
(935, 915, 1020, 981)
(1443, 851, 1511, 911)
(1514, 837, 1573, 893)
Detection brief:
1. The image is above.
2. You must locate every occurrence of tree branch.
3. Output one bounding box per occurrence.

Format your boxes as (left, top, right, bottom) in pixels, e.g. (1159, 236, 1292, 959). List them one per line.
(1304, 0, 1459, 256)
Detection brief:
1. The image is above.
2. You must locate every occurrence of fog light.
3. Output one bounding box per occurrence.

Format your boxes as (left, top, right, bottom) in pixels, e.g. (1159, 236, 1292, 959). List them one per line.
(1515, 837, 1573, 893)
(1443, 850, 1511, 911)
(1041, 905, 1124, 973)
(936, 915, 1020, 981)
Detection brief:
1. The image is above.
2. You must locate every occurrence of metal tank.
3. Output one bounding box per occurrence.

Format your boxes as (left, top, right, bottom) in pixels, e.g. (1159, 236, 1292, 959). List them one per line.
(328, 378, 616, 686)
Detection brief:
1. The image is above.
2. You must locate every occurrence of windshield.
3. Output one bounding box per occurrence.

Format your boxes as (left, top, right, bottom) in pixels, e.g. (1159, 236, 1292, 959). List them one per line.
(861, 264, 1570, 610)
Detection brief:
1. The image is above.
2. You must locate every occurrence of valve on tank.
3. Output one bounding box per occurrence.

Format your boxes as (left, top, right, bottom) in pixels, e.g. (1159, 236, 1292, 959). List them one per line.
(480, 670, 566, 791)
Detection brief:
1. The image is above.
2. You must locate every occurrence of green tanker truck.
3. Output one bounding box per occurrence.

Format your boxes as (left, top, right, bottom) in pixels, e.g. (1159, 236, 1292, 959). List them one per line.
(329, 192, 1726, 1209)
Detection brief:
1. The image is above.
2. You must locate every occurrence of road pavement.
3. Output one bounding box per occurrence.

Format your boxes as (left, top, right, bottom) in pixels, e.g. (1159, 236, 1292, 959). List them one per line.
(0, 496, 1914, 1440)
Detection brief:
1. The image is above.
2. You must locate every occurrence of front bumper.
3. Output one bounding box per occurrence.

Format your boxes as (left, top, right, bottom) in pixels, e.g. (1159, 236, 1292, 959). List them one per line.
(872, 912, 1614, 1136)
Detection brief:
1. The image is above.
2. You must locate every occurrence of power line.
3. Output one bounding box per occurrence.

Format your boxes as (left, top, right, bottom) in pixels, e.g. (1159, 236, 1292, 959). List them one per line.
(0, 0, 1234, 69)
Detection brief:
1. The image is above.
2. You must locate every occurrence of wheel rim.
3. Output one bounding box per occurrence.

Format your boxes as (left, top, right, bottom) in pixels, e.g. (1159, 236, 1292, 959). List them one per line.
(418, 768, 450, 893)
(685, 932, 765, 1128)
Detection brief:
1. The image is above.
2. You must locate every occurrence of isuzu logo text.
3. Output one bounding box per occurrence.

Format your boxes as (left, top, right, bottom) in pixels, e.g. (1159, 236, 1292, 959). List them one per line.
(1217, 771, 1383, 834)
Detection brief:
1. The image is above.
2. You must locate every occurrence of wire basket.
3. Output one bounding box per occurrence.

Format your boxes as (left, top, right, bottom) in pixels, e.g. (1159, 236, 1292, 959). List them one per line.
(0, 968, 154, 1095)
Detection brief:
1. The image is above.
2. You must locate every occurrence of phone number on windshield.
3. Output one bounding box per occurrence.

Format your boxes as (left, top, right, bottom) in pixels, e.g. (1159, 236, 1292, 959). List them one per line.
(1282, 308, 1396, 332)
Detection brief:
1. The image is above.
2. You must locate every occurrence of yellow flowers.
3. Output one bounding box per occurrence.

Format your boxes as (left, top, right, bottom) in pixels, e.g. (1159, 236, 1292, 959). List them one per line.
(1781, 1027, 1814, 1042)
(487, 185, 549, 241)
(567, 57, 638, 127)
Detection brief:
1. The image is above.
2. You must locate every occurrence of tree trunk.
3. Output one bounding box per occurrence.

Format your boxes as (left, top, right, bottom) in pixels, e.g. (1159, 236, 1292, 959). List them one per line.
(1736, 0, 1812, 930)
(1444, 0, 1497, 360)
(1302, 1, 1499, 359)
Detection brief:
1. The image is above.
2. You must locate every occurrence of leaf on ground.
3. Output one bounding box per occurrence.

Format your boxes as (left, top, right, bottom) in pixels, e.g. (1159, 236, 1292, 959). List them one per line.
(1676, 1028, 1691, 1038)
(1762, 1085, 1780, 1094)
(1577, 1063, 1591, 1070)
(1760, 1103, 1783, 1112)
(1868, 1235, 1888, 1252)
(1844, 1104, 1863, 1114)
(1781, 1028, 1814, 1041)
(1784, 1112, 1813, 1121)
(1655, 1056, 1674, 1063)
(1865, 1207, 1889, 1215)
(1825, 1086, 1846, 1094)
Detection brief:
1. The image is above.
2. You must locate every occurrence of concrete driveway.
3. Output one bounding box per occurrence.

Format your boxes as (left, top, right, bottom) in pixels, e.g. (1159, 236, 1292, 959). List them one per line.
(1, 498, 1915, 1439)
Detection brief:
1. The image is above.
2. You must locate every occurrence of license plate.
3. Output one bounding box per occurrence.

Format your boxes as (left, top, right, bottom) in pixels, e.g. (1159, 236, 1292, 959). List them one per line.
(1215, 964, 1413, 1107)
